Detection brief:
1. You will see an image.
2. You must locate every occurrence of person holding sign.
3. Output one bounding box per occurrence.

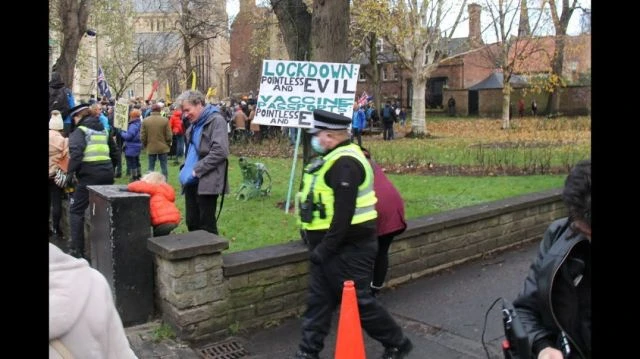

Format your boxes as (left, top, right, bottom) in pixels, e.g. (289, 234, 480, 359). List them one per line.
(293, 109, 413, 359)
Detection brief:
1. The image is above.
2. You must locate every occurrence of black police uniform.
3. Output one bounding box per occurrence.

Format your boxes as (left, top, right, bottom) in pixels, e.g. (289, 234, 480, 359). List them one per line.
(67, 104, 119, 259)
(295, 110, 411, 359)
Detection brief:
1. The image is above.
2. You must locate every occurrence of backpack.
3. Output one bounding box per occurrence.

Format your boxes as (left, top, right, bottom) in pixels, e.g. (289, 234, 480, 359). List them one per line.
(383, 106, 391, 120)
(49, 87, 71, 118)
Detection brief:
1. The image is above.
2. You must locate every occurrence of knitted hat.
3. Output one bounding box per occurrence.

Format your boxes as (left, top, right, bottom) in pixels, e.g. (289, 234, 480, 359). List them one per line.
(49, 111, 64, 130)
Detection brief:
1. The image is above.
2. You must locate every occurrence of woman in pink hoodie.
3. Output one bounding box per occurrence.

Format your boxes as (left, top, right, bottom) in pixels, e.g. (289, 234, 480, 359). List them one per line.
(49, 243, 138, 358)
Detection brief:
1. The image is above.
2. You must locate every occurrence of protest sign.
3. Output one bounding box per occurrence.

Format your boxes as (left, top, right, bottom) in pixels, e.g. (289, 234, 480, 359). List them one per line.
(253, 60, 360, 128)
(114, 98, 129, 131)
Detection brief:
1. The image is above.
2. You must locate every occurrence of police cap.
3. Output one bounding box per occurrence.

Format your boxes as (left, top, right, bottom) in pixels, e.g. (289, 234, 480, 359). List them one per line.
(69, 104, 90, 118)
(307, 109, 351, 134)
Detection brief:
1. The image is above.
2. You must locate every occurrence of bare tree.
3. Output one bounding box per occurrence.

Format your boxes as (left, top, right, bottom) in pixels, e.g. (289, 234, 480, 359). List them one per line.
(545, 0, 582, 115)
(385, 0, 468, 136)
(91, 0, 141, 99)
(134, 0, 229, 93)
(350, 0, 395, 115)
(480, 0, 549, 128)
(49, 0, 93, 88)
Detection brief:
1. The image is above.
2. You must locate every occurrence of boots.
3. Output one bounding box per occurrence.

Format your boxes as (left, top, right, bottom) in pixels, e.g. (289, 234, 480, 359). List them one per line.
(129, 168, 141, 182)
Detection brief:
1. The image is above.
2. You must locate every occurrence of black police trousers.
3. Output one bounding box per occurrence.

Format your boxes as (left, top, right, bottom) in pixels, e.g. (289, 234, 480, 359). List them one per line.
(298, 233, 405, 355)
(69, 169, 114, 259)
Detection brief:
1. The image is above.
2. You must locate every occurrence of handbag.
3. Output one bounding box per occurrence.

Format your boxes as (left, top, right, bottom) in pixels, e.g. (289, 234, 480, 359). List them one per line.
(53, 151, 71, 188)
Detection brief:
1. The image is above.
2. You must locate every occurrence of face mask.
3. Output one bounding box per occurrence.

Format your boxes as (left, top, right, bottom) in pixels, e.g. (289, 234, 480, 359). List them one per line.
(311, 136, 327, 154)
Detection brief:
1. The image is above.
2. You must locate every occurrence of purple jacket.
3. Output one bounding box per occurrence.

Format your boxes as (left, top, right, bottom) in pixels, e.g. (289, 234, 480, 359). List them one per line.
(371, 161, 407, 236)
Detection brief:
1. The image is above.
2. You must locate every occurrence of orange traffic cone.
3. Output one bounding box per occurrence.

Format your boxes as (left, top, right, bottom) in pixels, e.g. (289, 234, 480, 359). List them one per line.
(335, 280, 366, 359)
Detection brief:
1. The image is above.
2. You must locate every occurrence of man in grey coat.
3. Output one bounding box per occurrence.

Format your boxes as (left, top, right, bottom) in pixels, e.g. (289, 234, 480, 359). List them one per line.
(176, 90, 230, 234)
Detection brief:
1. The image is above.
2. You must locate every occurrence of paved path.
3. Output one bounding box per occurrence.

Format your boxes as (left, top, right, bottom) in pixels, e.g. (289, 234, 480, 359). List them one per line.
(126, 240, 539, 359)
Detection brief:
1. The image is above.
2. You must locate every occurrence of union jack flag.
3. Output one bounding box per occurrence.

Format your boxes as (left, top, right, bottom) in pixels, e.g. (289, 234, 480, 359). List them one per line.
(357, 91, 369, 107)
(97, 66, 112, 99)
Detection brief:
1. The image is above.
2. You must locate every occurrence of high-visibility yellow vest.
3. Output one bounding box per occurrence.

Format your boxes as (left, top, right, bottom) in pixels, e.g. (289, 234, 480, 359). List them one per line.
(297, 143, 377, 230)
(77, 126, 110, 162)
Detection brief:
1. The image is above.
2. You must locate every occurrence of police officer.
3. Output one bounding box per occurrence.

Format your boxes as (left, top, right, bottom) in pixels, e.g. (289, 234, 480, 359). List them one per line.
(67, 104, 119, 259)
(293, 109, 413, 359)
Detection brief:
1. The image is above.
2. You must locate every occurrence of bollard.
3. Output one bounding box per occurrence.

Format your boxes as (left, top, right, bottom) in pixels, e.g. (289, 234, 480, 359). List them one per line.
(87, 184, 154, 326)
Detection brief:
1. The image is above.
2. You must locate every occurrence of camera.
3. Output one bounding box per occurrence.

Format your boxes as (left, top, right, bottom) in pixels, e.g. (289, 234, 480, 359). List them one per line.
(502, 299, 530, 359)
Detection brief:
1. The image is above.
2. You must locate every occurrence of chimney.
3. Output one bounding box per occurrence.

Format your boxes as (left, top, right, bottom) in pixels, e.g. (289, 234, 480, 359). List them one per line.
(468, 3, 483, 48)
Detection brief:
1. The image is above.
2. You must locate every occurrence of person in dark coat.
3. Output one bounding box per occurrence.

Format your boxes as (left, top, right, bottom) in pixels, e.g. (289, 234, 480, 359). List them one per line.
(447, 96, 456, 116)
(513, 159, 591, 359)
(292, 109, 412, 359)
(66, 104, 119, 259)
(361, 148, 407, 297)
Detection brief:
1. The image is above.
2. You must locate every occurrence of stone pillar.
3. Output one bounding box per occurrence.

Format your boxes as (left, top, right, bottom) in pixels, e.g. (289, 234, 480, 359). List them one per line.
(148, 230, 230, 343)
(87, 185, 153, 326)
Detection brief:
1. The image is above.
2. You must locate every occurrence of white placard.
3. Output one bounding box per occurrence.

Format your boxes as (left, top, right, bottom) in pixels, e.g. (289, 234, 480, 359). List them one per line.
(253, 60, 360, 128)
(114, 98, 129, 131)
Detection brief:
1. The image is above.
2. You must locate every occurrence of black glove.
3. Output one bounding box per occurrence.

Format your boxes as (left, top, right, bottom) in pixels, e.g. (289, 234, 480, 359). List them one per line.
(309, 243, 334, 265)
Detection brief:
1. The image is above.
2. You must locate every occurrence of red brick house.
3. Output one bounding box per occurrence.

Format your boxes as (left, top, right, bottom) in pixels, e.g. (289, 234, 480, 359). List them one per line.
(354, 4, 591, 116)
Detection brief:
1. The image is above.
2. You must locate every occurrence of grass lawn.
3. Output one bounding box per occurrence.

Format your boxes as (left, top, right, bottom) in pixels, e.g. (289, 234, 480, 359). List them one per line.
(116, 115, 589, 252)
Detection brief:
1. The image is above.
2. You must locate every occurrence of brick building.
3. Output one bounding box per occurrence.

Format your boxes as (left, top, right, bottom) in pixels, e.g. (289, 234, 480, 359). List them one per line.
(228, 0, 289, 100)
(354, 3, 591, 115)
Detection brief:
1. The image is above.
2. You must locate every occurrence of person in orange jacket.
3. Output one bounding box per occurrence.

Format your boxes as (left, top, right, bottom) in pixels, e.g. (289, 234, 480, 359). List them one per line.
(127, 171, 181, 236)
(169, 107, 185, 165)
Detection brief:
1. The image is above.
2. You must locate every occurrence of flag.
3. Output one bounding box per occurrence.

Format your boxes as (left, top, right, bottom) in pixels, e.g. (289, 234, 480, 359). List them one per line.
(165, 82, 171, 103)
(357, 91, 368, 106)
(206, 87, 217, 99)
(191, 70, 196, 90)
(146, 80, 159, 101)
(97, 66, 112, 99)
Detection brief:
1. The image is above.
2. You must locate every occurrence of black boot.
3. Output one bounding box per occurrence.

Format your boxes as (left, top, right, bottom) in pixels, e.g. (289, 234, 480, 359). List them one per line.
(381, 337, 413, 359)
(292, 350, 319, 359)
(370, 282, 383, 297)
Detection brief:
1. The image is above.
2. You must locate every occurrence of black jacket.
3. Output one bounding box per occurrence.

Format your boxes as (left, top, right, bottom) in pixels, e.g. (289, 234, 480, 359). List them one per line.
(68, 115, 119, 181)
(514, 218, 591, 359)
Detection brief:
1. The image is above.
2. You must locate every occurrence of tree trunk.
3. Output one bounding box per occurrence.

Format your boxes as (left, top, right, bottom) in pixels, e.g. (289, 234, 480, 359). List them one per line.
(268, 0, 314, 165)
(502, 85, 511, 129)
(52, 0, 92, 88)
(368, 33, 381, 116)
(410, 79, 427, 135)
(545, 35, 566, 115)
(270, 0, 311, 61)
(310, 0, 349, 62)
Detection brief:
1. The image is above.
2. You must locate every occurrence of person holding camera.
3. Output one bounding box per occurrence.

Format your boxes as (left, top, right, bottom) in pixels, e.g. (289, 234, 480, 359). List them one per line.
(292, 109, 412, 359)
(512, 159, 591, 359)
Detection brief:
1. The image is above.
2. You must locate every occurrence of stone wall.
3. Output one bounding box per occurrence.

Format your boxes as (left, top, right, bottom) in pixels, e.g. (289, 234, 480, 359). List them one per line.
(149, 189, 565, 344)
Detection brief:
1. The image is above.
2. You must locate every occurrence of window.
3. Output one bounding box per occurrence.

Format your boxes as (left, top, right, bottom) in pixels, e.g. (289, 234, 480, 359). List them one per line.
(568, 61, 578, 71)
(359, 71, 366, 82)
(376, 38, 384, 53)
(393, 67, 399, 80)
(381, 67, 387, 81)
